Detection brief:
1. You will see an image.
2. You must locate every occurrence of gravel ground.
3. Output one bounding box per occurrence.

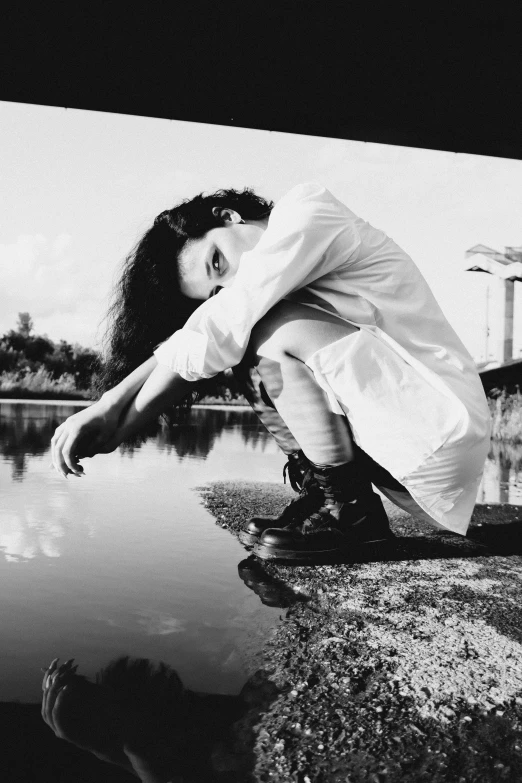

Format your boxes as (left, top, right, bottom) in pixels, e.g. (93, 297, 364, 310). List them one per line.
(199, 481, 522, 783)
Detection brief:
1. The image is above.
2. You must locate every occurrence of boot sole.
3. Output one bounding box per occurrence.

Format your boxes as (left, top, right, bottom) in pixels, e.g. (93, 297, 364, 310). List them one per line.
(253, 533, 395, 564)
(238, 531, 259, 548)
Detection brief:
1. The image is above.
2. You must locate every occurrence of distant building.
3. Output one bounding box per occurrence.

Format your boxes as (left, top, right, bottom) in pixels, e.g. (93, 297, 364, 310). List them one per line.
(465, 245, 522, 365)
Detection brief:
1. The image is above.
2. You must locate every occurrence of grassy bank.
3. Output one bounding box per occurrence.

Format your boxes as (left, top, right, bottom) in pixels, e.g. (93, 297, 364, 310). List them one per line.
(489, 391, 522, 444)
(0, 370, 248, 405)
(194, 395, 249, 406)
(2, 370, 521, 442)
(0, 369, 91, 401)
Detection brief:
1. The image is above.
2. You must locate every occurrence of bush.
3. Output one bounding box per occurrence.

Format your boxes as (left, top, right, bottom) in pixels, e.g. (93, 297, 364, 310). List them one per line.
(489, 388, 522, 443)
(0, 368, 90, 399)
(0, 316, 100, 396)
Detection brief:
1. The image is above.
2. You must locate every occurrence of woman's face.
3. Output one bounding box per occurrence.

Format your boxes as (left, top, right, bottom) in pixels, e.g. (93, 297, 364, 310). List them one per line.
(178, 210, 266, 300)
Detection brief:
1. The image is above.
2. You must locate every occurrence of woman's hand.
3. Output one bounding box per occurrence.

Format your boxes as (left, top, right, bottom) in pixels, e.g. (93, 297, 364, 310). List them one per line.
(41, 657, 134, 771)
(41, 658, 81, 742)
(41, 658, 180, 781)
(51, 397, 123, 478)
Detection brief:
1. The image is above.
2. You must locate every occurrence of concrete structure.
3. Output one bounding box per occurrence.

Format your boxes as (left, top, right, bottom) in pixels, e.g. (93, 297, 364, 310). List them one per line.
(477, 357, 522, 395)
(465, 245, 522, 365)
(2, 8, 522, 161)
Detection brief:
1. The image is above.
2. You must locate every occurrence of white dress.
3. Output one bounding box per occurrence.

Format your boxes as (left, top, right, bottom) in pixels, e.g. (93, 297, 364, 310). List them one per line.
(154, 183, 491, 534)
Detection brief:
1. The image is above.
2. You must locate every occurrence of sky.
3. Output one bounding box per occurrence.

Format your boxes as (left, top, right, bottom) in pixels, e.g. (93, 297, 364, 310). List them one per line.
(1, 100, 521, 363)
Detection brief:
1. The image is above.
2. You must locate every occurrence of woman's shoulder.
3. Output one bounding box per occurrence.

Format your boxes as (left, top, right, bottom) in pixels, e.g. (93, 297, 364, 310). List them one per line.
(270, 182, 354, 228)
(267, 181, 357, 238)
(277, 181, 329, 206)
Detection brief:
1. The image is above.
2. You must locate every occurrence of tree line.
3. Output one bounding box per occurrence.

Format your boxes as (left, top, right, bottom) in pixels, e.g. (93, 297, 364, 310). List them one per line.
(0, 313, 99, 391)
(0, 313, 245, 402)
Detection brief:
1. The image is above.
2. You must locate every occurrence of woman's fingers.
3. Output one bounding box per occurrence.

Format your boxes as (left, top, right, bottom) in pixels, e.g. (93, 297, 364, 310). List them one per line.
(51, 431, 72, 478)
(62, 434, 84, 476)
(43, 676, 66, 733)
(51, 431, 64, 475)
(52, 429, 85, 478)
(50, 405, 119, 475)
(42, 657, 59, 691)
(42, 658, 61, 729)
(50, 426, 64, 469)
(42, 659, 78, 733)
(51, 423, 64, 443)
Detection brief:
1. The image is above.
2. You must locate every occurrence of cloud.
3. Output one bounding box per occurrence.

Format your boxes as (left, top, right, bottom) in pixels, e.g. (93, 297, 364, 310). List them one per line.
(0, 233, 110, 346)
(101, 610, 187, 636)
(0, 504, 66, 561)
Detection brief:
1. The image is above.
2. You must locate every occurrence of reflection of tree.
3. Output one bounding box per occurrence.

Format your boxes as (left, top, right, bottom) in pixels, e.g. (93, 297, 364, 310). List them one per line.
(238, 423, 272, 452)
(0, 406, 60, 480)
(150, 408, 274, 462)
(480, 441, 522, 504)
(489, 440, 522, 473)
(156, 421, 218, 461)
(1, 403, 277, 476)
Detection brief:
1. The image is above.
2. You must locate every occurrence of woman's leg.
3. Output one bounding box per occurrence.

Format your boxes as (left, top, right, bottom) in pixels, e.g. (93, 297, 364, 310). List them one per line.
(235, 319, 404, 492)
(247, 301, 395, 561)
(232, 360, 302, 457)
(249, 301, 358, 466)
(232, 358, 327, 546)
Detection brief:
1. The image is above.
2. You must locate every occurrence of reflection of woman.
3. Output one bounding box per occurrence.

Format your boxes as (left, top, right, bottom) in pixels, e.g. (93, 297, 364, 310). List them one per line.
(51, 183, 490, 562)
(42, 656, 274, 782)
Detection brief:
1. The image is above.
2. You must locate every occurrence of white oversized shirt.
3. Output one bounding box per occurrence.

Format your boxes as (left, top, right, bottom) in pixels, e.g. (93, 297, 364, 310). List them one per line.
(154, 183, 491, 534)
(155, 183, 365, 377)
(154, 183, 481, 411)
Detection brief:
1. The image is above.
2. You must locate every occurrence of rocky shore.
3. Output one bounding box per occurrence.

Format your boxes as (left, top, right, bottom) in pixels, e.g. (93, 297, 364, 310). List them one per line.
(199, 481, 522, 783)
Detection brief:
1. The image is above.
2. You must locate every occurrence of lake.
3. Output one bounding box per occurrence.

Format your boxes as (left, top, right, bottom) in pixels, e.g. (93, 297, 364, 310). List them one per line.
(0, 401, 520, 704)
(0, 401, 287, 703)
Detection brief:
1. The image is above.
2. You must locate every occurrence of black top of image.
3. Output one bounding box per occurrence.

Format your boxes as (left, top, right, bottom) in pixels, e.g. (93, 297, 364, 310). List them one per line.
(1, 3, 521, 160)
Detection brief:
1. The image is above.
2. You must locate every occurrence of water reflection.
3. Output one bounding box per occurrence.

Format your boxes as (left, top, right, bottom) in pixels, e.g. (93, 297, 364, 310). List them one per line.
(0, 402, 272, 480)
(38, 654, 279, 782)
(153, 409, 272, 462)
(2, 402, 520, 505)
(238, 556, 310, 608)
(0, 402, 288, 707)
(0, 505, 66, 562)
(477, 441, 522, 504)
(0, 404, 62, 481)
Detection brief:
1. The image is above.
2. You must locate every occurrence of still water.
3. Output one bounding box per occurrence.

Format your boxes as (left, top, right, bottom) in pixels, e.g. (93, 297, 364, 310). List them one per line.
(0, 402, 520, 705)
(0, 401, 287, 704)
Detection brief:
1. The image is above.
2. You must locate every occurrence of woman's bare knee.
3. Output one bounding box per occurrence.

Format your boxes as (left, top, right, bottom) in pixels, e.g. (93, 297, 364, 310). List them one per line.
(249, 301, 358, 363)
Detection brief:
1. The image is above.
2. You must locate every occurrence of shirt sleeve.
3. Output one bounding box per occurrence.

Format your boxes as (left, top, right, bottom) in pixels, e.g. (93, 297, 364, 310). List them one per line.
(154, 182, 361, 381)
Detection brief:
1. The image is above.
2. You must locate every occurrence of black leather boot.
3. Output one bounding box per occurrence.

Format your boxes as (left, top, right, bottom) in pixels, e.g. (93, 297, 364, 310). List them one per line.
(253, 461, 394, 563)
(238, 450, 325, 547)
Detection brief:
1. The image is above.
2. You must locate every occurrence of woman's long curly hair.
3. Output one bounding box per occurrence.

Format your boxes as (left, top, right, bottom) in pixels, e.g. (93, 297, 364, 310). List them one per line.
(94, 187, 273, 433)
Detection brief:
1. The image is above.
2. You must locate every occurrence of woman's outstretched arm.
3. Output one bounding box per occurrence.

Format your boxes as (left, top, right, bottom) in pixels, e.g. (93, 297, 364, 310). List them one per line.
(101, 355, 159, 409)
(51, 356, 159, 477)
(105, 366, 193, 448)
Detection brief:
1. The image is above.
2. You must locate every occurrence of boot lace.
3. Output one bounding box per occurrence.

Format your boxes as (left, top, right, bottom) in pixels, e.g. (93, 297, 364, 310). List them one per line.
(281, 485, 326, 527)
(280, 452, 326, 527)
(283, 455, 307, 492)
(302, 507, 338, 534)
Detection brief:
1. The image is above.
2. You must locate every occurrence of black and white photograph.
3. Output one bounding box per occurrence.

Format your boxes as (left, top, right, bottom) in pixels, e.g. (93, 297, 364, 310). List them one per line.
(1, 5, 522, 782)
